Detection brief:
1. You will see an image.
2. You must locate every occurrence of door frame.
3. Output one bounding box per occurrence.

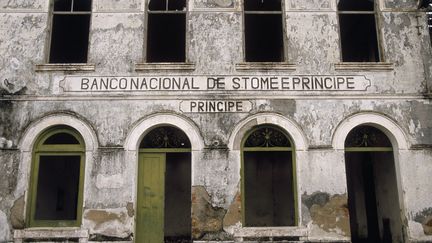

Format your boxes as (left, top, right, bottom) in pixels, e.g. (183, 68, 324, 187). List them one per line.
(240, 126, 298, 226)
(136, 148, 191, 243)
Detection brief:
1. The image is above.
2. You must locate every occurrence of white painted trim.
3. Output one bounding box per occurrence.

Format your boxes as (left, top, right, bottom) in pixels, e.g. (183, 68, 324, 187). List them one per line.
(15, 113, 98, 222)
(19, 114, 98, 152)
(124, 113, 204, 151)
(332, 112, 410, 150)
(228, 113, 308, 151)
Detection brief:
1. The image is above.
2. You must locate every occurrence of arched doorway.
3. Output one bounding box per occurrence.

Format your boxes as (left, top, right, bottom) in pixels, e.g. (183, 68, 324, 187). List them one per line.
(136, 126, 192, 243)
(242, 125, 297, 227)
(345, 125, 403, 243)
(27, 126, 85, 227)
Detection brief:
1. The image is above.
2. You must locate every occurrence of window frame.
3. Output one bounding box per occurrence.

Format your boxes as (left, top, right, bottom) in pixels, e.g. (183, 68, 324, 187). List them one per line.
(45, 0, 93, 64)
(337, 0, 384, 63)
(241, 0, 288, 63)
(26, 127, 85, 228)
(240, 125, 298, 227)
(143, 0, 189, 63)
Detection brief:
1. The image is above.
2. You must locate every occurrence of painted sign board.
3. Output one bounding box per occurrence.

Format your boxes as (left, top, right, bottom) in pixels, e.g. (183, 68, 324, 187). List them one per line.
(180, 100, 252, 113)
(59, 75, 371, 92)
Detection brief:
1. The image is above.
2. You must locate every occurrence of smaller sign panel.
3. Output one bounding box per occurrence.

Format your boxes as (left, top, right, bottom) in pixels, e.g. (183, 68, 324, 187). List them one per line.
(180, 100, 252, 113)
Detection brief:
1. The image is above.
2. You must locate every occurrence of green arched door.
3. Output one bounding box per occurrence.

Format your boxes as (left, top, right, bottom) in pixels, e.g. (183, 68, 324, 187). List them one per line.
(136, 126, 191, 243)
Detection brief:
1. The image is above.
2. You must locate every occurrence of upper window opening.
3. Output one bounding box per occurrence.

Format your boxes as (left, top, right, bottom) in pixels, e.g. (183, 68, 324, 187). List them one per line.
(148, 0, 186, 11)
(338, 0, 374, 11)
(338, 0, 380, 62)
(147, 0, 186, 62)
(244, 0, 285, 62)
(345, 125, 392, 148)
(244, 126, 291, 148)
(244, 0, 282, 11)
(140, 126, 191, 148)
(49, 0, 92, 63)
(43, 132, 80, 145)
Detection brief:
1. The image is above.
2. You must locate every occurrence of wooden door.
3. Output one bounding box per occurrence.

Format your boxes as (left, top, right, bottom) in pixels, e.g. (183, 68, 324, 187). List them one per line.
(136, 153, 165, 243)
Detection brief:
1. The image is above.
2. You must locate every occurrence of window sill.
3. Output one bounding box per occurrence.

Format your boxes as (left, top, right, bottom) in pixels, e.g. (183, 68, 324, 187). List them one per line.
(235, 62, 296, 71)
(234, 226, 308, 240)
(334, 62, 394, 71)
(14, 228, 88, 242)
(135, 63, 195, 72)
(34, 64, 96, 72)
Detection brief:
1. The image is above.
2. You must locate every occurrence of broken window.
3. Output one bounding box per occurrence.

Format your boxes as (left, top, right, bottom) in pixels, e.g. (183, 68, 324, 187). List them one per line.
(242, 126, 296, 227)
(137, 126, 191, 242)
(244, 0, 285, 62)
(338, 0, 380, 62)
(49, 0, 92, 63)
(29, 127, 85, 227)
(345, 126, 404, 243)
(146, 0, 187, 62)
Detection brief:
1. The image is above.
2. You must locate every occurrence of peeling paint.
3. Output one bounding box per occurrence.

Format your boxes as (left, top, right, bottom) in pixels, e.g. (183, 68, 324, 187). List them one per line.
(192, 186, 227, 239)
(308, 194, 350, 236)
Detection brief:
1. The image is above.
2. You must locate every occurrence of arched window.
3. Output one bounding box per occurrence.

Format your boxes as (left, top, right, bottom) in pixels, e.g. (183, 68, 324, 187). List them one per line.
(242, 126, 297, 226)
(136, 126, 191, 242)
(48, 0, 92, 63)
(338, 0, 380, 62)
(28, 126, 85, 227)
(146, 0, 187, 62)
(243, 0, 285, 62)
(345, 125, 403, 243)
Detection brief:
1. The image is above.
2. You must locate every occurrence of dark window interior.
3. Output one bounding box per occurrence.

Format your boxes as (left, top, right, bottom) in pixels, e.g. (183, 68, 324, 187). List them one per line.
(43, 132, 80, 145)
(147, 14, 186, 62)
(338, 0, 379, 62)
(54, 0, 71, 11)
(338, 0, 374, 11)
(168, 0, 186, 10)
(149, 0, 186, 11)
(244, 151, 295, 227)
(339, 14, 379, 62)
(164, 153, 191, 241)
(54, 0, 91, 11)
(73, 0, 92, 11)
(35, 155, 80, 220)
(50, 0, 91, 63)
(244, 0, 281, 11)
(149, 0, 167, 10)
(244, 0, 284, 62)
(49, 15, 91, 63)
(245, 14, 284, 62)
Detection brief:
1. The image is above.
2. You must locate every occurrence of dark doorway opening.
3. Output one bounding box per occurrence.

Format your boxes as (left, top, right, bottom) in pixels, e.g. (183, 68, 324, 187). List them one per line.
(242, 126, 296, 227)
(345, 126, 404, 243)
(165, 153, 192, 242)
(137, 126, 192, 243)
(244, 151, 295, 226)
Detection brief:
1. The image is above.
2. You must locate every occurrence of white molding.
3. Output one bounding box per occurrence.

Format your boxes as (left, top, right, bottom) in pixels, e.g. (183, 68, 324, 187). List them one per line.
(124, 113, 204, 151)
(19, 114, 98, 152)
(332, 112, 410, 150)
(228, 113, 308, 151)
(16, 113, 98, 221)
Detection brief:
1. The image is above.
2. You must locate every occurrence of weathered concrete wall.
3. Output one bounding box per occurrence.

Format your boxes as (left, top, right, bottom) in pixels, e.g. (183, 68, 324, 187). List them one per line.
(0, 0, 431, 242)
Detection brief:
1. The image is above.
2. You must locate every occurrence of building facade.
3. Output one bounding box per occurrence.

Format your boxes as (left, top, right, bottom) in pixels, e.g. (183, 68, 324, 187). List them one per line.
(0, 0, 432, 242)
